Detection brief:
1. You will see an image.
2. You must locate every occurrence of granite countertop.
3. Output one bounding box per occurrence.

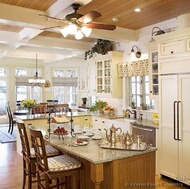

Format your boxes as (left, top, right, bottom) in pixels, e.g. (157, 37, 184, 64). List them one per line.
(15, 112, 91, 121)
(29, 125, 156, 164)
(45, 133, 157, 164)
(15, 111, 159, 129)
(114, 118, 159, 129)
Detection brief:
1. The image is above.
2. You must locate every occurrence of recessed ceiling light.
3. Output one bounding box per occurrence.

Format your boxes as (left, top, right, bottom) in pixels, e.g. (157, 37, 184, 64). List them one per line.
(112, 17, 119, 22)
(135, 8, 141, 12)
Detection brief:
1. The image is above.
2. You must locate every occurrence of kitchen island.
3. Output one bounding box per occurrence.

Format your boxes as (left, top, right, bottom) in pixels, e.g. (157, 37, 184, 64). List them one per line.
(29, 125, 156, 189)
(15, 112, 156, 189)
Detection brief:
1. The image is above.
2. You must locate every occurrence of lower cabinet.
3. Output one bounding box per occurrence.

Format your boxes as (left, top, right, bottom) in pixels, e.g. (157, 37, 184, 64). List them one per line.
(72, 116, 92, 127)
(92, 116, 109, 130)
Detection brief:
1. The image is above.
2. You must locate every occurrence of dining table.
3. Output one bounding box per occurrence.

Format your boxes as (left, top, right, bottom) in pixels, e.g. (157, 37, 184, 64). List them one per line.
(13, 109, 28, 115)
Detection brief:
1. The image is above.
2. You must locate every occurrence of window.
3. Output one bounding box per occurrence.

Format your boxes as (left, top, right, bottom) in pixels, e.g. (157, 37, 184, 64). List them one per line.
(129, 76, 154, 109)
(0, 68, 7, 117)
(53, 69, 78, 105)
(15, 68, 42, 103)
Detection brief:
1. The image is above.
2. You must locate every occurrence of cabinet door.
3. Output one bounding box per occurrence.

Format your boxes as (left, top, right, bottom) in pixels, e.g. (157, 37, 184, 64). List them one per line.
(149, 50, 159, 99)
(159, 75, 178, 179)
(178, 75, 190, 185)
(81, 116, 92, 127)
(72, 117, 82, 126)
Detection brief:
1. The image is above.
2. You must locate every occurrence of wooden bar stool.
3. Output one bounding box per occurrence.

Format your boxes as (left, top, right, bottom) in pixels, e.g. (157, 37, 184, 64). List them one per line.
(17, 122, 60, 189)
(30, 128, 81, 189)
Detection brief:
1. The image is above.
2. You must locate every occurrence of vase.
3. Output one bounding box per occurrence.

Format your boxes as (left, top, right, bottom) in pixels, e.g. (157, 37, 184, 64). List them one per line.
(27, 108, 32, 116)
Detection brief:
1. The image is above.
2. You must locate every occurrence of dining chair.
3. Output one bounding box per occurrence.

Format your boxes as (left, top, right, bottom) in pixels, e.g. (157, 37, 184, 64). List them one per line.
(55, 103, 69, 114)
(32, 104, 47, 115)
(17, 122, 60, 189)
(7, 103, 16, 134)
(30, 128, 81, 189)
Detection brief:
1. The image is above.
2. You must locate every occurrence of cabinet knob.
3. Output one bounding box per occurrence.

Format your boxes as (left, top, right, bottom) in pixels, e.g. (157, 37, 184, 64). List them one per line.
(95, 119, 97, 121)
(85, 119, 88, 121)
(150, 91, 152, 93)
(171, 51, 173, 54)
(102, 121, 105, 123)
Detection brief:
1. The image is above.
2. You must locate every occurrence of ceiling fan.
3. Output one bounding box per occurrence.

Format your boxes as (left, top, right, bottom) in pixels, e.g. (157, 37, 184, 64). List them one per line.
(39, 3, 116, 39)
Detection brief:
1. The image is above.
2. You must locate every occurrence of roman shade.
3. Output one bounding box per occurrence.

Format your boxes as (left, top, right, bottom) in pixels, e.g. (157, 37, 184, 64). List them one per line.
(52, 77, 78, 87)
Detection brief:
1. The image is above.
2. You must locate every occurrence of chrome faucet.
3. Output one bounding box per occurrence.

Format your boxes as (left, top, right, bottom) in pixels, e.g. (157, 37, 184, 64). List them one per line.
(126, 109, 137, 119)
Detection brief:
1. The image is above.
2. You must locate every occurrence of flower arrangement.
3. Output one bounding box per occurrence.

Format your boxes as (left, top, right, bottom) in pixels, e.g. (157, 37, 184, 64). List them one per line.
(20, 99, 36, 109)
(85, 39, 115, 60)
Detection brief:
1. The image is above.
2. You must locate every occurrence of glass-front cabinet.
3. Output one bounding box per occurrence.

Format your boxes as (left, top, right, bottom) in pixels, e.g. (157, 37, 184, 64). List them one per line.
(147, 42, 159, 100)
(96, 60, 111, 94)
(95, 51, 123, 97)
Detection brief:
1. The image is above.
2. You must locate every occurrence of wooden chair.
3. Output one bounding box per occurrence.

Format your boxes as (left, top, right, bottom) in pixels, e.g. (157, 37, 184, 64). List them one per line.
(17, 122, 60, 189)
(30, 128, 81, 189)
(32, 104, 47, 115)
(7, 103, 16, 134)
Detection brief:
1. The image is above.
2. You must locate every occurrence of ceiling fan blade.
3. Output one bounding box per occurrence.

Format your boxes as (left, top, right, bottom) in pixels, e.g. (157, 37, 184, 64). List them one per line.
(40, 25, 62, 30)
(78, 11, 101, 23)
(86, 23, 116, 30)
(39, 14, 63, 21)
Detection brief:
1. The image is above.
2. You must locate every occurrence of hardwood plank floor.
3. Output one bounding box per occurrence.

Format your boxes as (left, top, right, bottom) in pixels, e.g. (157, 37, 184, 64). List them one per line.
(0, 142, 189, 189)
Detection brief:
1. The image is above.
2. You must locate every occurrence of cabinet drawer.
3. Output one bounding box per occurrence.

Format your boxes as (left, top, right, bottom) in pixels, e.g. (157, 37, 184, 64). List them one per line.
(160, 40, 185, 56)
(187, 38, 190, 51)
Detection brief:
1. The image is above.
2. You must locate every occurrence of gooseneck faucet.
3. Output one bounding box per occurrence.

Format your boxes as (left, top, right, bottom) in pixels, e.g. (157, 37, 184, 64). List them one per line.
(126, 109, 137, 119)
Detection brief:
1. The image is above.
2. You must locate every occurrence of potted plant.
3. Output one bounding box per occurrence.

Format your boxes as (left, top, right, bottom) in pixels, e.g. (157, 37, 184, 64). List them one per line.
(85, 39, 115, 60)
(90, 100, 108, 114)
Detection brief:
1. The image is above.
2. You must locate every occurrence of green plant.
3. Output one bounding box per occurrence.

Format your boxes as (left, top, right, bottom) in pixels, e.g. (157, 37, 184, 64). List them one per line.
(90, 100, 108, 111)
(85, 39, 114, 60)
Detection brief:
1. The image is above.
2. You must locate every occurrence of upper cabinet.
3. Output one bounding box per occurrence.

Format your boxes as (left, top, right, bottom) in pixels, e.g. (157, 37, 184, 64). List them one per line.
(147, 41, 159, 100)
(155, 27, 190, 74)
(87, 51, 123, 98)
(95, 51, 123, 98)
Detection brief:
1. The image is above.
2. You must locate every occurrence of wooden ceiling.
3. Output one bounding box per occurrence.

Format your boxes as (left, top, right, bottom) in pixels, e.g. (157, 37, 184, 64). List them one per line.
(1, 0, 190, 31)
(0, 0, 189, 62)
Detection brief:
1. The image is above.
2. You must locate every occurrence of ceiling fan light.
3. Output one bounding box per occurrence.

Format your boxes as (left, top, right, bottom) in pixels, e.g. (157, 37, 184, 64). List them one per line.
(81, 26, 92, 37)
(75, 30, 84, 40)
(60, 28, 69, 37)
(67, 24, 77, 35)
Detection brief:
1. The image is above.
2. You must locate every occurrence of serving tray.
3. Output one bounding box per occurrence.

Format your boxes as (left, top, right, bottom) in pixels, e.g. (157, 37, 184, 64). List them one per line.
(100, 144, 147, 151)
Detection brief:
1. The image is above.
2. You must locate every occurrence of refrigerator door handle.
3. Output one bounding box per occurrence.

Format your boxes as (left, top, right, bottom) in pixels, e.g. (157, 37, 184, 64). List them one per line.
(177, 101, 181, 141)
(174, 101, 178, 140)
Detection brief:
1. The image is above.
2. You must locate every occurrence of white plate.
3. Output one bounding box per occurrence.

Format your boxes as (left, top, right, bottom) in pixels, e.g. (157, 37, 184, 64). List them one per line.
(74, 130, 82, 134)
(92, 136, 102, 140)
(77, 135, 89, 140)
(75, 141, 88, 146)
(84, 133, 94, 137)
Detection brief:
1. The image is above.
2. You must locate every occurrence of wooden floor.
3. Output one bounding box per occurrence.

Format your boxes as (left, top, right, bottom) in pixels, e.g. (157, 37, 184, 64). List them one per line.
(0, 142, 189, 189)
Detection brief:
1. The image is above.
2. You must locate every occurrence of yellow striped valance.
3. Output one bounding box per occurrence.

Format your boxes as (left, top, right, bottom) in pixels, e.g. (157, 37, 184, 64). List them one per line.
(118, 59, 149, 77)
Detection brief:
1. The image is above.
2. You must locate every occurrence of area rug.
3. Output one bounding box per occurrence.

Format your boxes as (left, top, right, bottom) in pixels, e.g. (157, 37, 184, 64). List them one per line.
(0, 126, 16, 143)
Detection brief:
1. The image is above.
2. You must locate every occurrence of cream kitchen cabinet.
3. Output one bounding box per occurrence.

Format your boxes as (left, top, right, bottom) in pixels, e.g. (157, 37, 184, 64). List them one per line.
(147, 41, 159, 99)
(156, 27, 190, 74)
(72, 115, 92, 127)
(158, 74, 190, 185)
(92, 116, 109, 130)
(160, 39, 185, 56)
(94, 51, 123, 98)
(187, 38, 190, 51)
